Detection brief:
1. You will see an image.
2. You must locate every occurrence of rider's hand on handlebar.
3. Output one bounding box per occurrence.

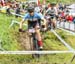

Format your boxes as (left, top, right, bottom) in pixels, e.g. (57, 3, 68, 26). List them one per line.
(41, 25, 47, 31)
(19, 29, 25, 32)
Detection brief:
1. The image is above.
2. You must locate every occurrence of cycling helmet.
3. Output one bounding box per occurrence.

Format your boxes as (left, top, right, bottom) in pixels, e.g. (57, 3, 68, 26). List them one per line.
(35, 7, 41, 13)
(28, 7, 34, 13)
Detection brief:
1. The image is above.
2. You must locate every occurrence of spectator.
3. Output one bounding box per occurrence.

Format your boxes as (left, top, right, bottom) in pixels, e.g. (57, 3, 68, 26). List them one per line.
(6, 6, 11, 16)
(22, 3, 25, 10)
(66, 14, 73, 22)
(59, 3, 64, 11)
(73, 17, 75, 23)
(15, 4, 20, 18)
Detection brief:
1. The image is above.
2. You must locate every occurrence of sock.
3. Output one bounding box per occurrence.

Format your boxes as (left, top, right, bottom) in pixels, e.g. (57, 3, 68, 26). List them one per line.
(38, 41, 43, 47)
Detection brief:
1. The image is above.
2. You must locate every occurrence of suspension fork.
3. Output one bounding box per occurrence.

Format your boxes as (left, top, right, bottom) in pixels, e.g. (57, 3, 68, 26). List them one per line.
(32, 33, 39, 50)
(32, 33, 40, 58)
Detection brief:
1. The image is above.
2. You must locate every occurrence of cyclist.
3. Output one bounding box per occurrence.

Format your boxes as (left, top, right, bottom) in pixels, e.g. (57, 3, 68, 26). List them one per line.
(19, 7, 46, 50)
(46, 3, 58, 29)
(15, 4, 21, 18)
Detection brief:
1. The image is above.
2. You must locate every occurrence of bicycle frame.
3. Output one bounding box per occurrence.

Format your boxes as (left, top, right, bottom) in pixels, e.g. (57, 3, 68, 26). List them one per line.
(46, 16, 55, 30)
(28, 28, 39, 51)
(29, 32, 40, 58)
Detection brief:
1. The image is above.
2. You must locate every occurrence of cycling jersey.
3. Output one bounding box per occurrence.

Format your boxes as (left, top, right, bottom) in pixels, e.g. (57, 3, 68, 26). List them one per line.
(46, 7, 57, 19)
(46, 7, 57, 15)
(23, 12, 44, 28)
(23, 12, 44, 22)
(35, 6, 40, 13)
(48, 9, 55, 15)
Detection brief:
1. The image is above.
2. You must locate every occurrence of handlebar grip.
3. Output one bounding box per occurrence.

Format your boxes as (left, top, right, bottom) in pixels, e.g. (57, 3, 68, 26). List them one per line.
(19, 29, 25, 32)
(41, 25, 45, 28)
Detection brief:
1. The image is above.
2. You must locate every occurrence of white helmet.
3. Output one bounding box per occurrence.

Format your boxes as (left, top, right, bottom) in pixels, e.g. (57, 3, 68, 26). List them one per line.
(35, 7, 41, 13)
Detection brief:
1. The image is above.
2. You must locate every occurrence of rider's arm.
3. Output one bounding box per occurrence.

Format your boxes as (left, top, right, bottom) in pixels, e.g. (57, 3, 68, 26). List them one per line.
(46, 8, 50, 13)
(38, 13, 47, 26)
(45, 8, 51, 15)
(41, 18, 47, 26)
(19, 19, 25, 29)
(19, 13, 28, 29)
(41, 18, 47, 30)
(54, 7, 58, 15)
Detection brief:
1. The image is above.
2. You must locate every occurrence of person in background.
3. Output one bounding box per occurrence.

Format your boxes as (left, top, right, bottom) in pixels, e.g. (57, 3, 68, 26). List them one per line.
(46, 3, 58, 29)
(6, 5, 11, 16)
(15, 4, 21, 18)
(22, 3, 25, 10)
(65, 14, 73, 23)
(73, 17, 75, 23)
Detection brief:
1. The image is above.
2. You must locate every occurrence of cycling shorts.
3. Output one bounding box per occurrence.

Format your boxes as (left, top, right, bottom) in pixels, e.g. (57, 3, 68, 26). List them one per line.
(28, 21, 40, 29)
(48, 14, 55, 19)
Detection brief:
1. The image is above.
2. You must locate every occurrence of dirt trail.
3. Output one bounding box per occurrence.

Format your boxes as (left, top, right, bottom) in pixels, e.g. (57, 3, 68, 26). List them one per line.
(17, 31, 45, 51)
(17, 32, 33, 51)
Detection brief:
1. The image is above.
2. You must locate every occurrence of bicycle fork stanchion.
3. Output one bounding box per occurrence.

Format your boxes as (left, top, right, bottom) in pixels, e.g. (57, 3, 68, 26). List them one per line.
(51, 21, 53, 29)
(31, 33, 40, 58)
(56, 21, 58, 28)
(32, 33, 39, 50)
(56, 21, 59, 29)
(58, 21, 60, 27)
(59, 21, 61, 27)
(29, 34, 38, 58)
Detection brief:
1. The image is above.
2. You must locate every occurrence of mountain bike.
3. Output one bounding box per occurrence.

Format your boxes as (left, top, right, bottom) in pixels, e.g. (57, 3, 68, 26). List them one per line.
(19, 27, 41, 58)
(28, 27, 41, 58)
(45, 15, 56, 30)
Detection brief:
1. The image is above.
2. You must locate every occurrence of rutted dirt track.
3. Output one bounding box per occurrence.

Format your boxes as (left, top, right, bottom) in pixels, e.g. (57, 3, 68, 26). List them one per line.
(17, 32, 33, 51)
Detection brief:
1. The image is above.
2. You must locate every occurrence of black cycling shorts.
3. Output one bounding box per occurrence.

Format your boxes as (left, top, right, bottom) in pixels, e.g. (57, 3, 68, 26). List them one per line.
(49, 14, 55, 19)
(28, 21, 40, 29)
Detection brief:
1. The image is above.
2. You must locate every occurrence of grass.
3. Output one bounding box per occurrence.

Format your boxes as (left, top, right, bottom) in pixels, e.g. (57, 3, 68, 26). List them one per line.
(43, 31, 68, 50)
(56, 29, 75, 49)
(0, 13, 68, 51)
(0, 13, 22, 50)
(0, 13, 75, 64)
(0, 54, 74, 64)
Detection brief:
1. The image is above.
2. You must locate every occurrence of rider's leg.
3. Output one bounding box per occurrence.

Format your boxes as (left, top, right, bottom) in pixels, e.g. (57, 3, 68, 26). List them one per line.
(35, 26, 43, 49)
(52, 18, 56, 29)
